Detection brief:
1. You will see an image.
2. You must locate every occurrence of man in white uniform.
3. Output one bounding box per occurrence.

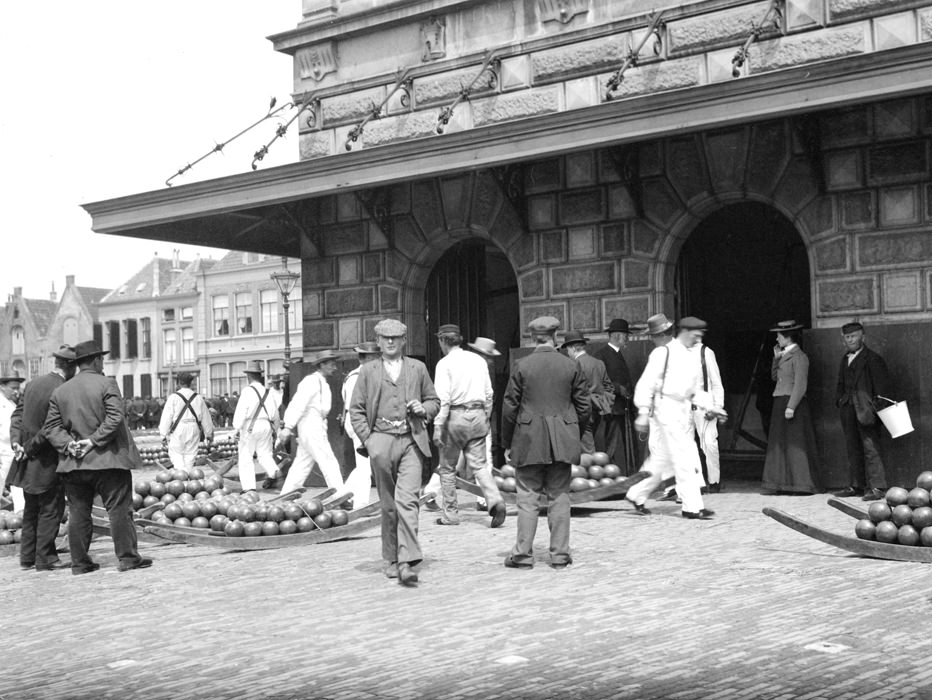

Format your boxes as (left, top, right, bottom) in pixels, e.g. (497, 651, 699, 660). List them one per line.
(0, 372, 26, 511)
(341, 342, 380, 508)
(232, 361, 281, 493)
(277, 350, 346, 498)
(627, 315, 726, 519)
(690, 325, 725, 493)
(159, 371, 214, 471)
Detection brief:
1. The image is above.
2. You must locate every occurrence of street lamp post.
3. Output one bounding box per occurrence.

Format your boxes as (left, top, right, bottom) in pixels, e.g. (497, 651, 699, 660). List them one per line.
(270, 257, 300, 370)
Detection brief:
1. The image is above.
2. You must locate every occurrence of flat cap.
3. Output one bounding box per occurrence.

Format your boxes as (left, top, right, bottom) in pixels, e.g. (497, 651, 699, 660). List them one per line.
(561, 330, 588, 347)
(678, 316, 708, 331)
(528, 316, 560, 333)
(436, 323, 461, 336)
(841, 321, 864, 334)
(374, 318, 407, 337)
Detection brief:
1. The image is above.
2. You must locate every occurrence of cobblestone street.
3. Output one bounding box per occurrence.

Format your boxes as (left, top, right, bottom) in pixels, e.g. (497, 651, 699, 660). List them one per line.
(3, 479, 931, 700)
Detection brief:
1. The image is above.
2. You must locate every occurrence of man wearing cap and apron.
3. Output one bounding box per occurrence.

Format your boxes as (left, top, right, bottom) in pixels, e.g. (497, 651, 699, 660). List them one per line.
(277, 349, 346, 498)
(0, 371, 27, 512)
(232, 361, 281, 493)
(432, 324, 506, 528)
(341, 342, 381, 509)
(159, 371, 214, 471)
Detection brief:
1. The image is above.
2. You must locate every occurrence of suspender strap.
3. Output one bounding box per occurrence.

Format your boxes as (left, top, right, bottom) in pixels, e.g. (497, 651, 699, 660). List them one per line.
(170, 391, 205, 441)
(247, 386, 272, 433)
(701, 345, 708, 391)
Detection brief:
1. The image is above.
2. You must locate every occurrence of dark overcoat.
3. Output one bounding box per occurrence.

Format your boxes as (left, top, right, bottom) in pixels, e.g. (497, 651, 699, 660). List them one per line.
(501, 345, 589, 467)
(592, 344, 633, 414)
(8, 372, 66, 493)
(834, 346, 891, 408)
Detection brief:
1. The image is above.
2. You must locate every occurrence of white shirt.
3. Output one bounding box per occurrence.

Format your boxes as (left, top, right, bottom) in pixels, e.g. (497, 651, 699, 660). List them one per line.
(342, 367, 360, 437)
(634, 338, 713, 413)
(847, 346, 863, 365)
(0, 394, 14, 455)
(232, 380, 282, 432)
(691, 342, 724, 410)
(159, 387, 214, 440)
(434, 346, 493, 427)
(283, 371, 330, 432)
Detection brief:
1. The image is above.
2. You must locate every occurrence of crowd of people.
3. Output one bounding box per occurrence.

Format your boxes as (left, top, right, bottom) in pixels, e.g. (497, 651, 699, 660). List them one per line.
(0, 314, 895, 583)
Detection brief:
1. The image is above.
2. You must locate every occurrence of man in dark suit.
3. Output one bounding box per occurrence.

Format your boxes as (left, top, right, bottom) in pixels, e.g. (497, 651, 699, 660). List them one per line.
(349, 319, 440, 587)
(562, 330, 614, 454)
(592, 318, 635, 473)
(9, 345, 77, 571)
(833, 321, 892, 502)
(501, 316, 589, 570)
(44, 340, 151, 575)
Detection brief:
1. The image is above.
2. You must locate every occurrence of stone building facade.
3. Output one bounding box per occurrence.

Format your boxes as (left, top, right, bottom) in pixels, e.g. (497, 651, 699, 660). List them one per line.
(84, 0, 932, 486)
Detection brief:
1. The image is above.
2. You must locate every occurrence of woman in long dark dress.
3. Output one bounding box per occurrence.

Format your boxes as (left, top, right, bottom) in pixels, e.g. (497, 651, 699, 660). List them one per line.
(761, 321, 822, 494)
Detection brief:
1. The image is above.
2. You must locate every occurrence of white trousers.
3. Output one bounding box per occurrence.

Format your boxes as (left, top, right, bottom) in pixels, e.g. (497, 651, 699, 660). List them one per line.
(0, 451, 24, 512)
(343, 425, 372, 508)
(692, 409, 720, 485)
(627, 398, 705, 513)
(167, 421, 201, 471)
(280, 415, 345, 496)
(237, 422, 277, 492)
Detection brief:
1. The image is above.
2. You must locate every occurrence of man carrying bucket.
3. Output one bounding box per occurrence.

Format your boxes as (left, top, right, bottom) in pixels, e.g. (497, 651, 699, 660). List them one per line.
(833, 321, 892, 502)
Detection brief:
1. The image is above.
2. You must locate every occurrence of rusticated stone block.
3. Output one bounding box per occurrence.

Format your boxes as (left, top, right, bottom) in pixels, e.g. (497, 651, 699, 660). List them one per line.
(541, 230, 565, 262)
(500, 55, 531, 92)
(817, 277, 876, 314)
(393, 216, 426, 261)
(304, 320, 336, 348)
(529, 194, 556, 229)
(632, 221, 661, 256)
(386, 250, 409, 282)
(667, 2, 770, 55)
(531, 34, 629, 84)
(327, 222, 367, 256)
(339, 257, 359, 285)
(339, 318, 360, 349)
(841, 191, 874, 229)
(568, 226, 595, 259)
(364, 111, 441, 149)
(414, 65, 496, 107)
(640, 141, 663, 177)
(921, 7, 932, 42)
(525, 159, 563, 192)
(667, 136, 709, 204)
(868, 141, 928, 185)
(569, 299, 599, 332)
(520, 269, 545, 299)
(599, 56, 702, 100)
(559, 189, 604, 225)
(623, 260, 651, 289)
(705, 128, 748, 194)
(379, 285, 401, 312)
(798, 195, 835, 238)
(753, 25, 867, 74)
(601, 223, 628, 256)
(826, 150, 862, 191)
(551, 262, 615, 296)
(337, 193, 360, 221)
(820, 106, 870, 148)
(511, 235, 537, 269)
(814, 237, 849, 272)
(641, 179, 683, 229)
(321, 86, 386, 127)
(875, 99, 916, 139)
(303, 291, 322, 318)
(608, 185, 638, 219)
(859, 231, 932, 268)
(363, 253, 382, 281)
(603, 297, 650, 325)
(566, 152, 596, 188)
(597, 150, 622, 183)
(746, 121, 789, 195)
(304, 258, 335, 286)
(412, 180, 444, 237)
(472, 87, 562, 128)
(522, 304, 566, 334)
(874, 10, 917, 50)
(828, 0, 908, 21)
(299, 132, 334, 160)
(880, 186, 920, 226)
(773, 157, 818, 215)
(325, 287, 376, 315)
(883, 271, 922, 312)
(786, 0, 821, 30)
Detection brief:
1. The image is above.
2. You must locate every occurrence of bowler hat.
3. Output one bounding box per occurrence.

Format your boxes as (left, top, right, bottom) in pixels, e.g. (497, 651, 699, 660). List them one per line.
(52, 344, 77, 362)
(644, 314, 673, 336)
(73, 340, 109, 362)
(468, 337, 501, 357)
(435, 324, 461, 337)
(310, 349, 339, 365)
(678, 316, 708, 331)
(770, 320, 804, 333)
(528, 316, 560, 333)
(561, 330, 588, 348)
(605, 319, 630, 334)
(0, 371, 25, 384)
(243, 360, 265, 375)
(841, 321, 864, 334)
(353, 341, 380, 355)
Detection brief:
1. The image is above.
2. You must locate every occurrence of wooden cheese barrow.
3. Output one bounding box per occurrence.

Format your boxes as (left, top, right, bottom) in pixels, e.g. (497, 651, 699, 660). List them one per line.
(456, 470, 650, 507)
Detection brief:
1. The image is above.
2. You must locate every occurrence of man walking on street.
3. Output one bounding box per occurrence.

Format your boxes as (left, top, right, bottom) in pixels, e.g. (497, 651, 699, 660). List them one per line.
(349, 319, 439, 586)
(159, 371, 214, 471)
(44, 340, 151, 574)
(232, 361, 281, 494)
(592, 319, 635, 473)
(432, 324, 506, 529)
(562, 330, 614, 455)
(690, 323, 725, 493)
(9, 345, 76, 571)
(833, 321, 892, 501)
(341, 342, 381, 509)
(501, 316, 589, 570)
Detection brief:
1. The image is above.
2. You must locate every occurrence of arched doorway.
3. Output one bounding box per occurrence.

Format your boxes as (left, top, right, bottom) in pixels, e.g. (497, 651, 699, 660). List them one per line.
(675, 202, 811, 460)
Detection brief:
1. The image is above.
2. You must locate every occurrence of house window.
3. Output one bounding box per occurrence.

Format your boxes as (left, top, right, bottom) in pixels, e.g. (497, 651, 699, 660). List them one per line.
(242, 252, 263, 264)
(209, 363, 227, 397)
(260, 289, 279, 333)
(124, 319, 138, 359)
(289, 289, 302, 330)
(181, 306, 193, 320)
(29, 358, 41, 378)
(229, 361, 246, 394)
(163, 329, 177, 364)
(141, 318, 151, 358)
(162, 308, 175, 323)
(235, 292, 253, 335)
(122, 375, 134, 399)
(140, 374, 152, 397)
(93, 323, 103, 348)
(11, 327, 24, 355)
(107, 321, 120, 359)
(181, 327, 194, 363)
(212, 296, 229, 336)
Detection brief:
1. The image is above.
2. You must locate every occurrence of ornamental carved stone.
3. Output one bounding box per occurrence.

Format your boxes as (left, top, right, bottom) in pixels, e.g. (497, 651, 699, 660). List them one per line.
(538, 0, 590, 25)
(298, 42, 338, 82)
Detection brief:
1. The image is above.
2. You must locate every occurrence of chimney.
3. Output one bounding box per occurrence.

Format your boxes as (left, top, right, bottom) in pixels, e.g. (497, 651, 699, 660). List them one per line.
(172, 248, 181, 270)
(50, 281, 57, 302)
(66, 275, 75, 287)
(13, 286, 22, 297)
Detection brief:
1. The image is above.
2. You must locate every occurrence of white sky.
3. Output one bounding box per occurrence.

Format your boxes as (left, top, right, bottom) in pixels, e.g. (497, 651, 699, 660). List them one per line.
(1, 2, 300, 298)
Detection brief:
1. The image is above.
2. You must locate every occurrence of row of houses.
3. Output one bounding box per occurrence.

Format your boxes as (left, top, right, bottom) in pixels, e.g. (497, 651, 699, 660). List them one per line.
(0, 251, 302, 399)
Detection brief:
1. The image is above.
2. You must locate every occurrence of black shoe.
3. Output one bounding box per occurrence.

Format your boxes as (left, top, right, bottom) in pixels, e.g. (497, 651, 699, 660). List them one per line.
(422, 494, 440, 512)
(550, 558, 573, 570)
(118, 557, 153, 572)
(626, 497, 650, 515)
(20, 563, 34, 571)
(862, 488, 884, 502)
(682, 509, 715, 520)
(475, 501, 488, 512)
(708, 482, 722, 494)
(261, 477, 278, 490)
(659, 489, 678, 502)
(398, 563, 418, 586)
(72, 563, 101, 576)
(36, 560, 71, 571)
(489, 502, 506, 529)
(384, 562, 399, 579)
(504, 556, 533, 570)
(833, 486, 860, 498)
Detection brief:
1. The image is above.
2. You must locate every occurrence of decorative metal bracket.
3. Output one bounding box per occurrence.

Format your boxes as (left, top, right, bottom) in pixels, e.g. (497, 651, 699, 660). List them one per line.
(731, 0, 784, 78)
(604, 12, 665, 102)
(355, 188, 395, 244)
(490, 163, 528, 232)
(345, 68, 413, 151)
(251, 92, 320, 171)
(436, 51, 501, 134)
